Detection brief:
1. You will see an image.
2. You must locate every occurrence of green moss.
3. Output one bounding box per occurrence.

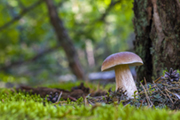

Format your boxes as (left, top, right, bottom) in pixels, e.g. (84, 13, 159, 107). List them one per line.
(1, 100, 180, 120)
(0, 88, 180, 119)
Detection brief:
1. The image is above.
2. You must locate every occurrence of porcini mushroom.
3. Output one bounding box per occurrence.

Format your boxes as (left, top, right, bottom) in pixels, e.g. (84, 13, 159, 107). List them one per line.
(101, 52, 143, 98)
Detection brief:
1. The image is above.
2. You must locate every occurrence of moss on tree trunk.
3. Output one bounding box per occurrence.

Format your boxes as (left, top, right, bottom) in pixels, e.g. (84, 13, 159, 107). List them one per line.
(133, 0, 180, 82)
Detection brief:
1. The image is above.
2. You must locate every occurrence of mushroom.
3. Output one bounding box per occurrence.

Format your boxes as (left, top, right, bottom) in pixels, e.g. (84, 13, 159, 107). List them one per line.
(101, 52, 143, 98)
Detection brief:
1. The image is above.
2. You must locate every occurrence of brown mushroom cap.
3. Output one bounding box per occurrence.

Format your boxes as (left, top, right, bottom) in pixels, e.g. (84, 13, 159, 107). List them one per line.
(101, 52, 143, 71)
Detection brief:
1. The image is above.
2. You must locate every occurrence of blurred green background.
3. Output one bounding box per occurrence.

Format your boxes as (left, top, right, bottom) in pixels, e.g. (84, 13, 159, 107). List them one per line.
(0, 0, 134, 86)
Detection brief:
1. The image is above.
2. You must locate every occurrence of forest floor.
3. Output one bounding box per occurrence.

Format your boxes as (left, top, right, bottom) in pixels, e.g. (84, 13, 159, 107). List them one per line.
(1, 69, 180, 119)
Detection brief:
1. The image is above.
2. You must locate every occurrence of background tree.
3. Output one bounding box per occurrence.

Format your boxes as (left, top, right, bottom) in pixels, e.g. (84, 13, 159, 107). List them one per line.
(0, 0, 134, 85)
(45, 0, 85, 80)
(133, 0, 180, 82)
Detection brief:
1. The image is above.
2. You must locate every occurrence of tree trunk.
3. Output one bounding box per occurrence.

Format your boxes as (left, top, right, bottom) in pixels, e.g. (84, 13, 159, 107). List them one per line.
(133, 0, 180, 82)
(45, 0, 85, 80)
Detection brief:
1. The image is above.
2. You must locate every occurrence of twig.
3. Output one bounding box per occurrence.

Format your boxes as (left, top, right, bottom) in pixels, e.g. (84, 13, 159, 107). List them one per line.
(144, 77, 147, 85)
(164, 89, 174, 104)
(173, 93, 180, 100)
(144, 77, 150, 94)
(56, 92, 63, 103)
(84, 95, 88, 106)
(161, 83, 179, 88)
(85, 95, 95, 106)
(68, 96, 77, 101)
(152, 81, 167, 98)
(88, 100, 95, 105)
(165, 87, 179, 100)
(140, 82, 153, 107)
(168, 88, 180, 90)
(154, 75, 163, 83)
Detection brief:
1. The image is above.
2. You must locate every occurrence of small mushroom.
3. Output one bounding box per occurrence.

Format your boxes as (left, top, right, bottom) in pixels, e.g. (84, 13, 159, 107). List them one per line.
(101, 52, 143, 98)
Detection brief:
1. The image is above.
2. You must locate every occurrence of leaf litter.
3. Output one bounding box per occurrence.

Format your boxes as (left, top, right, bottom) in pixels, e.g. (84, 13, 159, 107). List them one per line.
(16, 68, 180, 110)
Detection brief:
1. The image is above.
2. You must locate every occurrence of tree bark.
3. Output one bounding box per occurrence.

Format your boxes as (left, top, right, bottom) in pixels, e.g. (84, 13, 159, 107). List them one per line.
(133, 0, 180, 82)
(45, 0, 85, 80)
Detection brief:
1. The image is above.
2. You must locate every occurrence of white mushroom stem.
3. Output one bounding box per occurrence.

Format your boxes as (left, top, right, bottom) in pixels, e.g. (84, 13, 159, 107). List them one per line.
(115, 64, 138, 98)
